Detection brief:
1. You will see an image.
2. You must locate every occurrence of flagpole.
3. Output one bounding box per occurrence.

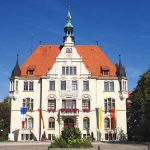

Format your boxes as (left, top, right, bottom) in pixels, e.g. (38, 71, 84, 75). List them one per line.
(39, 78, 42, 141)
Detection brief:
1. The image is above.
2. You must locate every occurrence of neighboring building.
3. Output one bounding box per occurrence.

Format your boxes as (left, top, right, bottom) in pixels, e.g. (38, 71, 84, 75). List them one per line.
(9, 5, 128, 141)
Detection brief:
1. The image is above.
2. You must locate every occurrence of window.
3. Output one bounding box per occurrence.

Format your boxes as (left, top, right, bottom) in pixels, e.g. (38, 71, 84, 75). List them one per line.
(49, 117, 55, 129)
(102, 70, 109, 76)
(16, 81, 18, 91)
(110, 82, 114, 91)
(73, 67, 77, 75)
(62, 100, 76, 109)
(24, 81, 28, 91)
(29, 81, 34, 91)
(105, 133, 116, 141)
(21, 134, 33, 141)
(62, 66, 77, 75)
(104, 118, 110, 129)
(22, 98, 34, 111)
(28, 118, 33, 129)
(82, 99, 90, 111)
(48, 99, 56, 111)
(70, 67, 73, 75)
(24, 81, 34, 91)
(123, 80, 127, 91)
(62, 67, 65, 75)
(61, 81, 66, 90)
(104, 81, 114, 92)
(72, 81, 78, 90)
(83, 81, 89, 91)
(104, 98, 115, 113)
(66, 48, 72, 53)
(66, 67, 69, 75)
(48, 134, 55, 141)
(27, 70, 34, 75)
(83, 117, 90, 129)
(49, 81, 55, 91)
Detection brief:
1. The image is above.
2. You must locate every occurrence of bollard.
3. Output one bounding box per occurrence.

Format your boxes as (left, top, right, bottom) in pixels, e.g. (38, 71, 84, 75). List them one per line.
(98, 145, 101, 150)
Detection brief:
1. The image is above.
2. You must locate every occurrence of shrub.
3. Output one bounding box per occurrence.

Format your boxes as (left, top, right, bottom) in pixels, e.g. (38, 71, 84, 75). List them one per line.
(50, 137, 67, 148)
(50, 128, 93, 148)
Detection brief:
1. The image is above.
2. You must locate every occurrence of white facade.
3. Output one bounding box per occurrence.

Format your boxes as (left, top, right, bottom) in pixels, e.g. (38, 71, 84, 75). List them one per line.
(9, 8, 128, 142)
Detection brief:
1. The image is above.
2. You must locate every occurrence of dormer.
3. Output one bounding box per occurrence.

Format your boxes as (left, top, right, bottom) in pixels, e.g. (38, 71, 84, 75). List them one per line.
(101, 66, 109, 76)
(26, 65, 35, 76)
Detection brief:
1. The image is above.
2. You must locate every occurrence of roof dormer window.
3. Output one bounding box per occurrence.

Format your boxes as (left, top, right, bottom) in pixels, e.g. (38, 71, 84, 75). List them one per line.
(27, 70, 34, 75)
(101, 66, 109, 76)
(27, 65, 35, 76)
(103, 70, 109, 76)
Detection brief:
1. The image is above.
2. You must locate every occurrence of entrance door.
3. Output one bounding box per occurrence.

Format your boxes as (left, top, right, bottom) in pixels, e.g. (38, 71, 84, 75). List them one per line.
(64, 118, 74, 129)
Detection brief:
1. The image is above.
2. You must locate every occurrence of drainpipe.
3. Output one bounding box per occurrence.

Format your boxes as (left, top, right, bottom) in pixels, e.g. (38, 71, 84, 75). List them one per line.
(39, 78, 42, 141)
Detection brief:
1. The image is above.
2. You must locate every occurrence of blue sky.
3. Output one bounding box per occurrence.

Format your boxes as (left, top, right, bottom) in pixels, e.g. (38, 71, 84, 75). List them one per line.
(0, 0, 150, 100)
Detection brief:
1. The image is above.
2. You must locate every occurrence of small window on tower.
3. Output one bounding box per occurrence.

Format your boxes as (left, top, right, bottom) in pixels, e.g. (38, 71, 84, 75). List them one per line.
(66, 48, 72, 53)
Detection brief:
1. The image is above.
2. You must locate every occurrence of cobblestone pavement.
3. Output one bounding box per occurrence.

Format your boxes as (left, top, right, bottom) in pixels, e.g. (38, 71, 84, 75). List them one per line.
(0, 142, 149, 150)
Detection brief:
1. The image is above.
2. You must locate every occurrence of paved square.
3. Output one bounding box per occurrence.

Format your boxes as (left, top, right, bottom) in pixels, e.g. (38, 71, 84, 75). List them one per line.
(0, 142, 148, 150)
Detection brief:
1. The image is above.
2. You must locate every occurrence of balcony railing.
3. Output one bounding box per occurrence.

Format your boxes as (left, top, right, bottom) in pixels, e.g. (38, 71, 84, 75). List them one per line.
(9, 91, 17, 100)
(47, 108, 56, 113)
(60, 108, 79, 114)
(82, 108, 90, 112)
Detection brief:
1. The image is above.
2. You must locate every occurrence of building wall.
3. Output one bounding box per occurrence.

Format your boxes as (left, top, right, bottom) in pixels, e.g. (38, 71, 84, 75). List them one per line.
(9, 45, 128, 141)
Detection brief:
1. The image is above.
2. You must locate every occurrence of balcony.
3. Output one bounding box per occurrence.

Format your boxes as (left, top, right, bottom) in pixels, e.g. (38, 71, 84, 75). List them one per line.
(119, 91, 128, 100)
(82, 108, 90, 113)
(47, 109, 56, 113)
(59, 108, 79, 116)
(9, 91, 18, 100)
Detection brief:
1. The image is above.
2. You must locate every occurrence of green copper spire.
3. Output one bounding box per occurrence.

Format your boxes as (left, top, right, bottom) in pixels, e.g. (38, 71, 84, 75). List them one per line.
(64, 0, 75, 43)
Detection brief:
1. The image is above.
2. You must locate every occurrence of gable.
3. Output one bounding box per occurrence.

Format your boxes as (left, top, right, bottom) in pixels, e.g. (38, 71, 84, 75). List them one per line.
(21, 45, 117, 77)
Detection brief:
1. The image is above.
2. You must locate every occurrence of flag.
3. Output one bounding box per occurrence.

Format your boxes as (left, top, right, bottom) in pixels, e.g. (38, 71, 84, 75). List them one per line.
(20, 107, 27, 129)
(96, 107, 102, 129)
(111, 108, 117, 129)
(39, 108, 45, 129)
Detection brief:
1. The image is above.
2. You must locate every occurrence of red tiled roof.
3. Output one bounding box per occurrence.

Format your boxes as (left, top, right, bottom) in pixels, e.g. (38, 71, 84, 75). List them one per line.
(75, 46, 116, 77)
(21, 46, 61, 77)
(21, 45, 117, 77)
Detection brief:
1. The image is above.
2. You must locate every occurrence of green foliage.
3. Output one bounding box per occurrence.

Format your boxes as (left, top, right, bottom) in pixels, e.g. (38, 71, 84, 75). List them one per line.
(50, 137, 67, 148)
(50, 128, 93, 148)
(0, 97, 11, 141)
(128, 69, 150, 141)
(61, 127, 81, 142)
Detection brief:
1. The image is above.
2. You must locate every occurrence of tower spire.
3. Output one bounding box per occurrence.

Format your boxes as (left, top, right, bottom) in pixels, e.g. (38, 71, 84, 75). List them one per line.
(11, 54, 21, 78)
(63, 0, 75, 45)
(118, 54, 126, 78)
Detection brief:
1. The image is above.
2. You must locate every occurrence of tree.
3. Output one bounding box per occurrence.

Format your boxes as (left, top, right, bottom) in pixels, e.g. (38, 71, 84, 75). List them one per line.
(0, 97, 11, 140)
(128, 69, 150, 141)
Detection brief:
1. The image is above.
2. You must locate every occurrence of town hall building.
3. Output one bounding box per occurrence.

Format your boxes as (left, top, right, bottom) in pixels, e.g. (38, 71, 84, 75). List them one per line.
(9, 4, 128, 141)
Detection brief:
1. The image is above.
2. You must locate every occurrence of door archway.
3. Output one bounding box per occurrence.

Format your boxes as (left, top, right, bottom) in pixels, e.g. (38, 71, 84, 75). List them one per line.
(64, 118, 74, 129)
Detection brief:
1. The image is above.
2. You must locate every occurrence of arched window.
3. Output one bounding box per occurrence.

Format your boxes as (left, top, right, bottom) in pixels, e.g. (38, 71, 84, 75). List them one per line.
(83, 117, 90, 129)
(28, 118, 33, 129)
(82, 99, 90, 112)
(104, 98, 115, 113)
(22, 98, 34, 111)
(104, 118, 110, 129)
(49, 117, 55, 129)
